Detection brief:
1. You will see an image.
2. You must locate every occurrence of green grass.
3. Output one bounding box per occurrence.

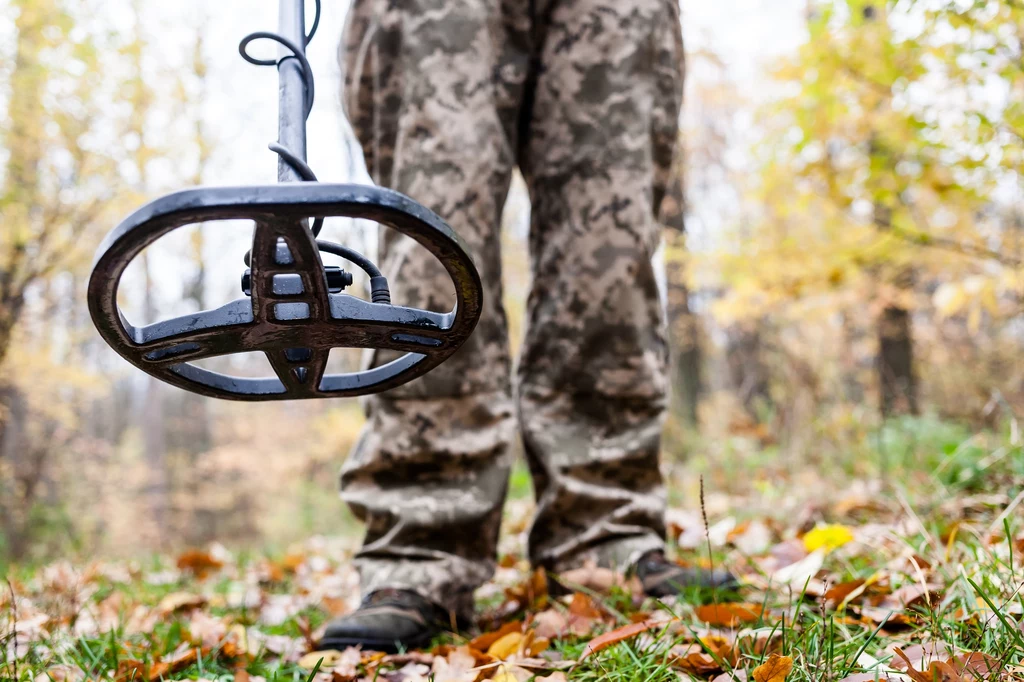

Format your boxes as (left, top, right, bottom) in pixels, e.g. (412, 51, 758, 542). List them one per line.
(3, 415, 1023, 681)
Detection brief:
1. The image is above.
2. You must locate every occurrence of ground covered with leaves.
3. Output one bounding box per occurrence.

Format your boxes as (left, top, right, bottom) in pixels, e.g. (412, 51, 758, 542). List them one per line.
(3, 420, 1024, 682)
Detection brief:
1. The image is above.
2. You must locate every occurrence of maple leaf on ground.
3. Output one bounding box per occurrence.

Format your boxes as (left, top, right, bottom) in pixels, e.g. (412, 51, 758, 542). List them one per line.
(752, 654, 794, 682)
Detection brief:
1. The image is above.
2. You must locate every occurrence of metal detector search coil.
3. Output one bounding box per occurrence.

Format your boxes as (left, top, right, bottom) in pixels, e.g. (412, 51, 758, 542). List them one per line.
(86, 0, 482, 401)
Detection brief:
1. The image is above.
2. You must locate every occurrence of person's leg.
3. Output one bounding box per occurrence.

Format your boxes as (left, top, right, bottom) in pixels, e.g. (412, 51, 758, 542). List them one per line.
(517, 0, 686, 575)
(337, 0, 530, 624)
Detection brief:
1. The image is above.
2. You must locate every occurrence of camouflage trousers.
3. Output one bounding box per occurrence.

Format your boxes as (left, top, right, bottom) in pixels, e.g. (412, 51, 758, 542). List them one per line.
(339, 0, 685, 619)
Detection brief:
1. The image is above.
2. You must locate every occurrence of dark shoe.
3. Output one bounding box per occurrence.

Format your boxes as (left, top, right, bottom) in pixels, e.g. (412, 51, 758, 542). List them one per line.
(318, 589, 449, 653)
(636, 551, 740, 597)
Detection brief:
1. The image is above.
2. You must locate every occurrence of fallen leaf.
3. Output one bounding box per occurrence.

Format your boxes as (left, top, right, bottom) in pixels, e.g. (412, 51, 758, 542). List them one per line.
(579, 619, 672, 660)
(823, 580, 867, 607)
(148, 645, 199, 681)
(470, 620, 522, 652)
(889, 642, 956, 672)
(752, 654, 793, 682)
(176, 549, 225, 579)
(567, 592, 605, 636)
(431, 646, 482, 682)
(803, 524, 854, 553)
(694, 603, 764, 628)
(487, 632, 524, 659)
(558, 561, 636, 595)
(880, 583, 942, 610)
(531, 609, 569, 639)
(950, 651, 999, 678)
(893, 647, 960, 682)
(669, 636, 736, 678)
(34, 665, 85, 682)
(859, 606, 916, 629)
(114, 659, 147, 682)
(769, 550, 825, 588)
(712, 672, 748, 682)
(298, 649, 361, 672)
(837, 673, 894, 681)
(157, 591, 207, 615)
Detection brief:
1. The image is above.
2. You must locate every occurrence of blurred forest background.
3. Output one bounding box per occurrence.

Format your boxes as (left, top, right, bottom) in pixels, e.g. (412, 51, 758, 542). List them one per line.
(0, 0, 1020, 568)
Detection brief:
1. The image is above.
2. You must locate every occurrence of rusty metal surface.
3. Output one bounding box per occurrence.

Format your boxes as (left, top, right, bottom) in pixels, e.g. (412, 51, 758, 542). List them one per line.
(87, 183, 482, 400)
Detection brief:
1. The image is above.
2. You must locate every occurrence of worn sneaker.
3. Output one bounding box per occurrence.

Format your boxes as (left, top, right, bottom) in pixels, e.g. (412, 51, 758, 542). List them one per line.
(318, 589, 451, 653)
(636, 551, 739, 597)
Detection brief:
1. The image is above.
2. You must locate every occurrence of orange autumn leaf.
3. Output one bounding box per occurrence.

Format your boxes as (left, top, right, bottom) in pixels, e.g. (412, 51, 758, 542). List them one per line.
(487, 632, 524, 659)
(752, 654, 794, 682)
(470, 620, 523, 653)
(694, 603, 764, 627)
(670, 643, 726, 677)
(579, 619, 672, 660)
(823, 580, 866, 606)
(175, 549, 224, 578)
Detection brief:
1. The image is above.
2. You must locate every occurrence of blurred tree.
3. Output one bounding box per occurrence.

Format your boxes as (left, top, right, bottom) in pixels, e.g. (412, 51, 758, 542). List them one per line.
(713, 0, 1022, 419)
(0, 0, 117, 558)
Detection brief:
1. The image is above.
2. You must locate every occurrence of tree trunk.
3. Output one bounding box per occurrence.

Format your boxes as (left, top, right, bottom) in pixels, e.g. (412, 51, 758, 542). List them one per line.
(664, 232, 701, 427)
(878, 305, 918, 417)
(141, 252, 169, 546)
(726, 322, 772, 421)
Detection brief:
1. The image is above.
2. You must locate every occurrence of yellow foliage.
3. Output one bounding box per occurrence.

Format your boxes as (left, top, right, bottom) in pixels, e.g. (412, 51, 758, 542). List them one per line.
(803, 524, 855, 553)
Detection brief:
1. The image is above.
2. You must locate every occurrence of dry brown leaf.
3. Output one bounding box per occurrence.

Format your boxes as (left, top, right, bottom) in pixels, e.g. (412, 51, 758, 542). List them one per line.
(950, 651, 999, 678)
(858, 606, 916, 629)
(669, 642, 726, 677)
(567, 592, 605, 636)
(531, 609, 569, 639)
(298, 648, 360, 672)
(889, 642, 957, 671)
(33, 665, 85, 682)
(694, 603, 764, 628)
(881, 583, 943, 610)
(114, 659, 147, 682)
(893, 647, 961, 682)
(470, 620, 523, 652)
(431, 646, 483, 682)
(751, 654, 793, 682)
(148, 644, 199, 681)
(823, 580, 867, 607)
(157, 591, 207, 615)
(579, 619, 672, 660)
(712, 672, 748, 682)
(558, 561, 635, 595)
(176, 549, 225, 579)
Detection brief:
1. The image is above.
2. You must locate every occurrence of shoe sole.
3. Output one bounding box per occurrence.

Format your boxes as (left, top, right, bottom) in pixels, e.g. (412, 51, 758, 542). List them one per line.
(317, 631, 435, 655)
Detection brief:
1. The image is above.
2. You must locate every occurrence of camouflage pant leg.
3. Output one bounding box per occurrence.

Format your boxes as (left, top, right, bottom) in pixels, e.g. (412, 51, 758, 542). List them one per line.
(517, 0, 686, 574)
(337, 0, 529, 619)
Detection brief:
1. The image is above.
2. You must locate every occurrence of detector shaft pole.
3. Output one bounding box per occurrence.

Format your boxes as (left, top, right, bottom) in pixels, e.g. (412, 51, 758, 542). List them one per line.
(277, 0, 307, 183)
